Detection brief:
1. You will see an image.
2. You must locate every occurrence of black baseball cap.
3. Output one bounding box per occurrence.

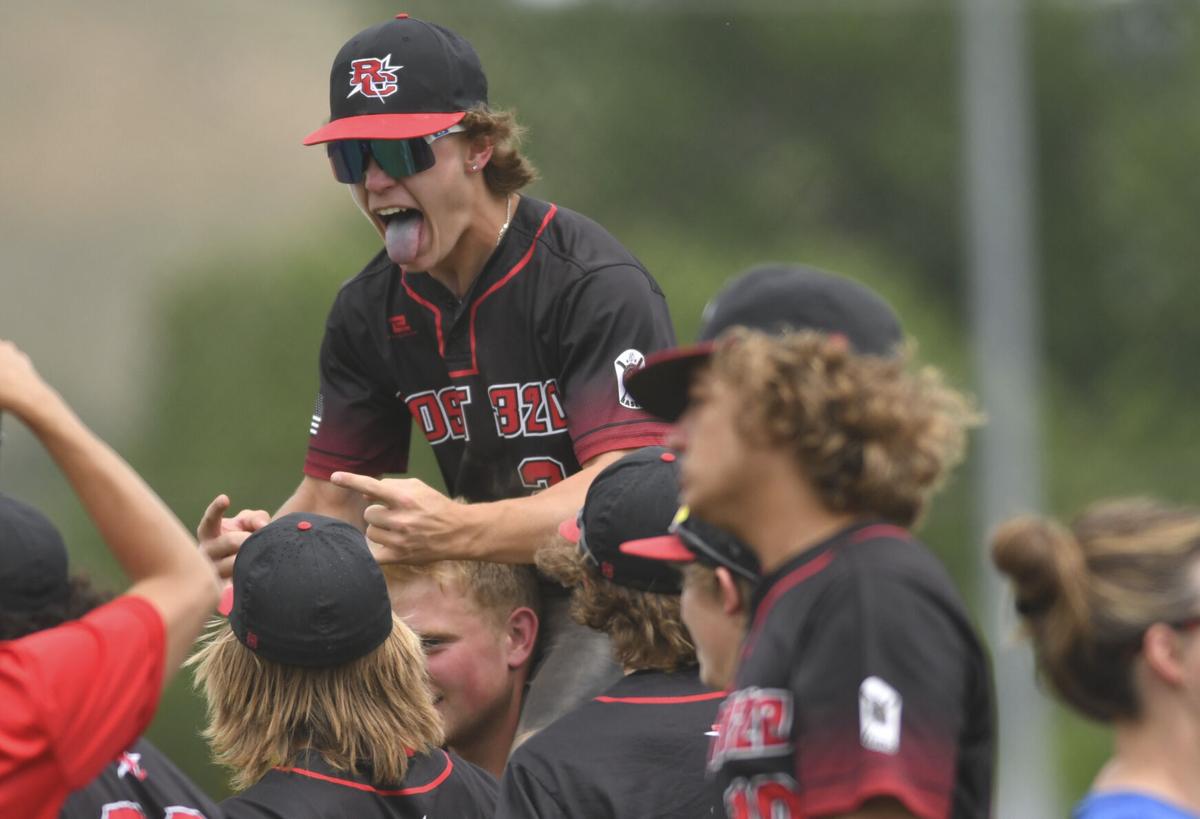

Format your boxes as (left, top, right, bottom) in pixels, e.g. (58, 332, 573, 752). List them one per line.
(0, 494, 70, 612)
(303, 14, 488, 145)
(621, 505, 761, 584)
(557, 447, 687, 594)
(624, 264, 903, 421)
(226, 513, 393, 668)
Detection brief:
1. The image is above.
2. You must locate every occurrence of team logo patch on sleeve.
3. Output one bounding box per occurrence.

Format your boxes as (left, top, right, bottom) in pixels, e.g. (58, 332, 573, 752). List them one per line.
(348, 55, 402, 100)
(614, 349, 646, 409)
(859, 675, 902, 754)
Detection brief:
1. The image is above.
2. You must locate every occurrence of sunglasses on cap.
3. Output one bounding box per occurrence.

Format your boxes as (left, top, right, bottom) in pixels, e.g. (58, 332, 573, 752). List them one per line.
(326, 125, 465, 184)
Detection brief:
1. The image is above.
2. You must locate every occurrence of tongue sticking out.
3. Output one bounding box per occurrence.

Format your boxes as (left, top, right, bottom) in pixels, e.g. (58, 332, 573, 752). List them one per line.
(385, 211, 424, 267)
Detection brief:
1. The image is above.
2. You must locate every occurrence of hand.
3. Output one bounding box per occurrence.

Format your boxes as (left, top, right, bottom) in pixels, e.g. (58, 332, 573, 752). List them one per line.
(330, 472, 474, 564)
(196, 494, 270, 580)
(0, 340, 53, 419)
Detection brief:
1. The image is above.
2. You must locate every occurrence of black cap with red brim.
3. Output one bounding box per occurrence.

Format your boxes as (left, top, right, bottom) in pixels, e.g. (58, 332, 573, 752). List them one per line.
(624, 264, 903, 421)
(303, 14, 487, 145)
(621, 505, 761, 584)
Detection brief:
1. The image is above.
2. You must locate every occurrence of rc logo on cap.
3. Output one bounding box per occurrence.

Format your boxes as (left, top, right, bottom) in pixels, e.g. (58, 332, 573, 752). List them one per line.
(614, 349, 645, 410)
(348, 54, 402, 100)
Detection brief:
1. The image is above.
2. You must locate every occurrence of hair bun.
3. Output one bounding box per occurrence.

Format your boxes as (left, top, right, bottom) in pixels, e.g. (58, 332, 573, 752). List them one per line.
(991, 515, 1084, 620)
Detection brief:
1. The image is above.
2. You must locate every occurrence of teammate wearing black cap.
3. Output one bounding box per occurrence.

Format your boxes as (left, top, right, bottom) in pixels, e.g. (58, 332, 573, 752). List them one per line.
(495, 447, 726, 818)
(191, 512, 496, 817)
(201, 13, 673, 568)
(625, 265, 995, 818)
(622, 505, 760, 692)
(0, 495, 220, 819)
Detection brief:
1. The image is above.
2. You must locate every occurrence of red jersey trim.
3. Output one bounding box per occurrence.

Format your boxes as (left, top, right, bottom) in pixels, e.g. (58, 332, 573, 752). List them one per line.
(741, 550, 835, 662)
(594, 690, 727, 705)
(802, 767, 948, 819)
(273, 749, 453, 796)
(850, 524, 911, 544)
(572, 422, 670, 465)
(449, 204, 559, 378)
(401, 271, 446, 357)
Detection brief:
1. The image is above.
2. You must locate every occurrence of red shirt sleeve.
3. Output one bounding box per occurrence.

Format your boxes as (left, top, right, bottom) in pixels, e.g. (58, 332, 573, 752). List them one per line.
(0, 595, 166, 817)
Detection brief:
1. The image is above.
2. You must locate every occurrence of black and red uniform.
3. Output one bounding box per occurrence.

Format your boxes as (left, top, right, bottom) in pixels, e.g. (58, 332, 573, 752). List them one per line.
(61, 737, 221, 819)
(305, 195, 675, 501)
(711, 522, 994, 819)
(221, 747, 496, 819)
(496, 667, 726, 818)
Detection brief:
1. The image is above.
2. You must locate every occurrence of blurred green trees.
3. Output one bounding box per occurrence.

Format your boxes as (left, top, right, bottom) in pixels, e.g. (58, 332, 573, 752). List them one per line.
(111, 0, 1200, 802)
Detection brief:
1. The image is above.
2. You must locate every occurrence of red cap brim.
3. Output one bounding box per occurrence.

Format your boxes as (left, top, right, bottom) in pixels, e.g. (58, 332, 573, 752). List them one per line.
(623, 341, 716, 421)
(558, 516, 582, 544)
(303, 112, 467, 145)
(619, 534, 697, 564)
(217, 582, 234, 617)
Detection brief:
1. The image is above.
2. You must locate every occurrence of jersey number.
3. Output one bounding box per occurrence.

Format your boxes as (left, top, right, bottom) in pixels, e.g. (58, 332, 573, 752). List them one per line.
(724, 775, 804, 819)
(518, 457, 567, 490)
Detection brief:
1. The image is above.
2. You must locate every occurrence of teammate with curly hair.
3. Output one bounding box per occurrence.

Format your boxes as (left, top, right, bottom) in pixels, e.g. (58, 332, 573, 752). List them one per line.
(625, 264, 995, 819)
(993, 498, 1200, 819)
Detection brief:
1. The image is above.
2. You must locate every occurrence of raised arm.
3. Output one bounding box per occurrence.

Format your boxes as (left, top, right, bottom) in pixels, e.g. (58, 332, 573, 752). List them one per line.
(0, 340, 220, 681)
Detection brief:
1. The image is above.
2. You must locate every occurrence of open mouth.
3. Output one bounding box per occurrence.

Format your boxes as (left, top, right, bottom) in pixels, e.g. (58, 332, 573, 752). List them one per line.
(377, 206, 425, 266)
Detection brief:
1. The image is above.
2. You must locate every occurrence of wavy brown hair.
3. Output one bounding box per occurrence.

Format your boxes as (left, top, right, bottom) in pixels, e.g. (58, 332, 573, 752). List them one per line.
(189, 614, 442, 791)
(461, 105, 538, 196)
(536, 537, 696, 672)
(992, 498, 1200, 722)
(711, 329, 979, 528)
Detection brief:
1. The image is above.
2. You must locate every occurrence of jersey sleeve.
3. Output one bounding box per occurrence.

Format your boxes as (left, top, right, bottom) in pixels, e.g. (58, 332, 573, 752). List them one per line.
(788, 572, 971, 819)
(555, 264, 675, 464)
(304, 288, 412, 480)
(0, 595, 165, 793)
(494, 750, 568, 819)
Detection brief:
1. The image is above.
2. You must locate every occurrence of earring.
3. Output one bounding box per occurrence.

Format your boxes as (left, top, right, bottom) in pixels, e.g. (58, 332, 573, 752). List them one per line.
(471, 163, 479, 171)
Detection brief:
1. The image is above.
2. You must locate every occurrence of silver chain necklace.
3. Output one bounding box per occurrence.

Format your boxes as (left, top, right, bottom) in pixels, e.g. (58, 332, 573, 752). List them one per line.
(496, 193, 513, 246)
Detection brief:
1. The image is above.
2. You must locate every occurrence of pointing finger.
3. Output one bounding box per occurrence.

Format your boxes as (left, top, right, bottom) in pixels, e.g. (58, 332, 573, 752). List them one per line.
(331, 471, 388, 500)
(197, 494, 231, 541)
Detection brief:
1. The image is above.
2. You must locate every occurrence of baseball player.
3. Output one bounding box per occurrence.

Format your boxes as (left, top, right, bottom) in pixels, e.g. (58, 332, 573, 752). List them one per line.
(621, 504, 760, 691)
(384, 560, 540, 777)
(191, 513, 497, 818)
(0, 340, 220, 819)
(495, 447, 727, 818)
(625, 265, 995, 818)
(200, 12, 673, 737)
(202, 12, 674, 565)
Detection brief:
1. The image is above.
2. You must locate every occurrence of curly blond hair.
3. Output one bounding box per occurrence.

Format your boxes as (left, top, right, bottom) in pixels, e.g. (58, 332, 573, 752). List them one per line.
(536, 537, 696, 672)
(711, 329, 979, 528)
(460, 105, 537, 196)
(189, 614, 443, 792)
(992, 498, 1200, 721)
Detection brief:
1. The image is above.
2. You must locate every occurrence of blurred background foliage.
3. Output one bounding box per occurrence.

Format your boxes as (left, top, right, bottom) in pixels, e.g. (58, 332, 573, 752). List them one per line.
(18, 0, 1200, 804)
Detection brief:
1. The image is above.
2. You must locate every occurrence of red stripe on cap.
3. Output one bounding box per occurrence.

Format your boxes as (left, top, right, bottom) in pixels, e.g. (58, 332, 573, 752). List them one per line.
(620, 534, 695, 563)
(558, 515, 581, 544)
(274, 749, 453, 795)
(217, 583, 234, 617)
(595, 690, 727, 705)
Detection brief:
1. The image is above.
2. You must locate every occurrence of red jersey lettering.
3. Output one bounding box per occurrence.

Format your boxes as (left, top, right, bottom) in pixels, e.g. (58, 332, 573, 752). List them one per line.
(709, 688, 793, 770)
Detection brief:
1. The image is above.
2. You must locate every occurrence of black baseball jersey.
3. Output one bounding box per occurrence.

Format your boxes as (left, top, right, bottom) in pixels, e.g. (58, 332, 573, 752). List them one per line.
(711, 522, 994, 819)
(496, 667, 726, 818)
(305, 195, 675, 501)
(60, 737, 221, 818)
(220, 747, 496, 819)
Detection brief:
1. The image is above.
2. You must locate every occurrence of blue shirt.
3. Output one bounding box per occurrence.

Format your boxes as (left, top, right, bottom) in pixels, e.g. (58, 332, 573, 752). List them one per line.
(1075, 791, 1199, 819)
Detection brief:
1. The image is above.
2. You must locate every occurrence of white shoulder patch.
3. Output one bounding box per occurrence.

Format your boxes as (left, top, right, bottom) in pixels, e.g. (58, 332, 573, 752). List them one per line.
(614, 349, 645, 409)
(859, 675, 902, 755)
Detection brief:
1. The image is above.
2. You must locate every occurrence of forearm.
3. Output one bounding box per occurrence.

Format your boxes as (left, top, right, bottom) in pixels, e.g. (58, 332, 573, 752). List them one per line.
(18, 385, 207, 586)
(459, 450, 626, 563)
(275, 474, 370, 529)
